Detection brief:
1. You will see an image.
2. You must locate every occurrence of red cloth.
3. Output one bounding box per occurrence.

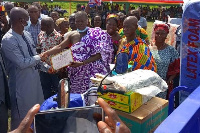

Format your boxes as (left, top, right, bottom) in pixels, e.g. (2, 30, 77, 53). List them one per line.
(166, 58, 180, 99)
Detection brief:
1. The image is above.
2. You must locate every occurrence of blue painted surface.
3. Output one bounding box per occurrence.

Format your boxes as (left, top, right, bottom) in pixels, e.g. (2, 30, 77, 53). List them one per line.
(155, 86, 200, 133)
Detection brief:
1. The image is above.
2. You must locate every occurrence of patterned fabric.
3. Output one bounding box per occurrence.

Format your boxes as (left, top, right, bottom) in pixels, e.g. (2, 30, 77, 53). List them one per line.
(118, 27, 149, 43)
(68, 27, 113, 94)
(26, 20, 41, 46)
(150, 45, 179, 80)
(154, 23, 170, 33)
(37, 29, 63, 64)
(120, 37, 157, 72)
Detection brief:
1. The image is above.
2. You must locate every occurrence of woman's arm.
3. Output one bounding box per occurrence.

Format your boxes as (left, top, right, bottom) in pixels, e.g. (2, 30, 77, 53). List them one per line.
(69, 53, 101, 67)
(43, 33, 72, 57)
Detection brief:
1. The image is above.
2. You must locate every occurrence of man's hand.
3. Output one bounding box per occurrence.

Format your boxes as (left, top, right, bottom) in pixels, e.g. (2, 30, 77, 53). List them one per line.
(39, 52, 48, 62)
(97, 98, 131, 133)
(48, 67, 57, 74)
(9, 104, 40, 133)
(69, 61, 84, 67)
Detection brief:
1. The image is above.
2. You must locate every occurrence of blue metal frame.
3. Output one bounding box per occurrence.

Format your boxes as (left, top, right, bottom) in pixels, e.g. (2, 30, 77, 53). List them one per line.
(155, 86, 200, 133)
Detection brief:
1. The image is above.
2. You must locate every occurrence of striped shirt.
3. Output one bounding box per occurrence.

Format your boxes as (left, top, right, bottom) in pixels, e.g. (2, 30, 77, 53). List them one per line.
(26, 20, 41, 47)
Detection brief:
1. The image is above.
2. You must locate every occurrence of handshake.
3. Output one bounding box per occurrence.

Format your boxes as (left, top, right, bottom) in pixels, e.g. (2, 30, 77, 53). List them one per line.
(39, 52, 49, 62)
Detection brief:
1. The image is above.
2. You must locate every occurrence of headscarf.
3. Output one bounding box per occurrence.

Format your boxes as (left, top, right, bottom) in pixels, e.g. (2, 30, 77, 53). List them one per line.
(106, 14, 120, 27)
(56, 17, 68, 26)
(154, 23, 170, 34)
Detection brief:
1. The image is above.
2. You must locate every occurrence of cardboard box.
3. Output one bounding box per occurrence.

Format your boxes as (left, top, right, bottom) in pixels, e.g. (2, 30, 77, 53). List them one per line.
(116, 97, 168, 133)
(99, 91, 142, 113)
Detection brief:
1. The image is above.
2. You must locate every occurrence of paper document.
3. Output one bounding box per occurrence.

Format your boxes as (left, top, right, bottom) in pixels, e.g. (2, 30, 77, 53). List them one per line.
(51, 49, 74, 70)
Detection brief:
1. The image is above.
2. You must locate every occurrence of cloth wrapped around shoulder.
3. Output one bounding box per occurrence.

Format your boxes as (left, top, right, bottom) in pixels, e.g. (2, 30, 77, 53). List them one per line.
(90, 69, 168, 98)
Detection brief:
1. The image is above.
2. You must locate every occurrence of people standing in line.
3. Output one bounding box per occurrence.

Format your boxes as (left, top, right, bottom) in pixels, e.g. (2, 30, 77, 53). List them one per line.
(1, 7, 49, 130)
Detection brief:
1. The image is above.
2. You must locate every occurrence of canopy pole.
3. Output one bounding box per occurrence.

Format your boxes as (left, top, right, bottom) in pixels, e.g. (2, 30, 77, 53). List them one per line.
(69, 0, 71, 15)
(126, 2, 129, 15)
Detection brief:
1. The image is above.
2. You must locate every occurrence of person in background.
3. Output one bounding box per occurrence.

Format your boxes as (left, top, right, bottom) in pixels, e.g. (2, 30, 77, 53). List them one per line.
(63, 13, 77, 40)
(0, 11, 10, 38)
(149, 23, 180, 99)
(50, 11, 60, 31)
(106, 14, 121, 60)
(117, 12, 126, 30)
(37, 17, 63, 100)
(32, 2, 48, 19)
(4, 2, 14, 21)
(76, 4, 82, 12)
(56, 17, 69, 36)
(26, 5, 41, 47)
(1, 7, 49, 130)
(116, 16, 156, 74)
(68, 13, 77, 31)
(93, 14, 102, 28)
(0, 48, 10, 133)
(9, 98, 131, 133)
(118, 9, 149, 45)
(129, 9, 147, 30)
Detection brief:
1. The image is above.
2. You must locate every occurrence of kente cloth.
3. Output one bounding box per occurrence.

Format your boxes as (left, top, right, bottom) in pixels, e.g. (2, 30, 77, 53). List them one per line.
(120, 37, 157, 72)
(68, 27, 113, 94)
(118, 27, 149, 42)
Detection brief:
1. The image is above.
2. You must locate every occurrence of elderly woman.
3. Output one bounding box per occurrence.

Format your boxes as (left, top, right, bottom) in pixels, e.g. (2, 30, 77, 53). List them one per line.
(149, 23, 180, 99)
(56, 17, 69, 36)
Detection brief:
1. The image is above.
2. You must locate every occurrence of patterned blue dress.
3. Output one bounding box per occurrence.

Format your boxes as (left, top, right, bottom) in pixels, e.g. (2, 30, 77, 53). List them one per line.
(150, 45, 179, 99)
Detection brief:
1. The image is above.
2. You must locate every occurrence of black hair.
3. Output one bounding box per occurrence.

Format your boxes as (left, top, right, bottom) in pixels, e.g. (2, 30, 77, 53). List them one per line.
(106, 17, 119, 27)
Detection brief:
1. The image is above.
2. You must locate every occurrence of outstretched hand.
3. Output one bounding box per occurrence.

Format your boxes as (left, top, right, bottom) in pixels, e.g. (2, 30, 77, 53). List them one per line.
(97, 98, 131, 133)
(9, 104, 40, 133)
(69, 61, 84, 67)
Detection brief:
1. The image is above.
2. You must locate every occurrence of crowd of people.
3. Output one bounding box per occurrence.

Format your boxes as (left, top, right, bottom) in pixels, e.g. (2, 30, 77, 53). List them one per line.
(0, 1, 181, 133)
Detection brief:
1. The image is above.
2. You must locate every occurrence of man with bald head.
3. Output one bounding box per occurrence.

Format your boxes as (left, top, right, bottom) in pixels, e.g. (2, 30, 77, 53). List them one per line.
(116, 16, 156, 74)
(119, 9, 149, 44)
(1, 7, 49, 130)
(37, 17, 62, 99)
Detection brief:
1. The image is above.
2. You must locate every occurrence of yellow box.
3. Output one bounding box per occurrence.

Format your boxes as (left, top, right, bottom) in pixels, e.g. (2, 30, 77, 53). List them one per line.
(99, 91, 142, 113)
